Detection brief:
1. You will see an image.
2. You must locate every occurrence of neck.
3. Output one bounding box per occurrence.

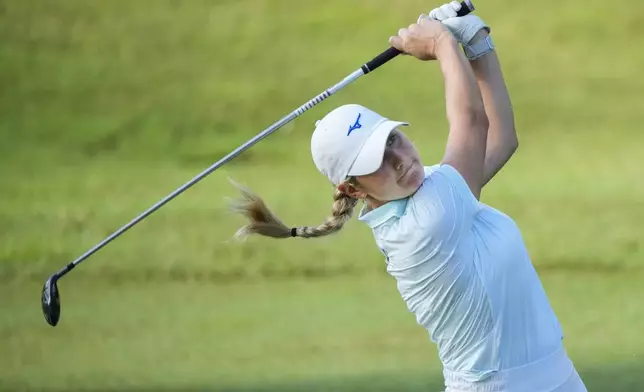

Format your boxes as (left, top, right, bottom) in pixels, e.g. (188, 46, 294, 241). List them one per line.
(365, 197, 388, 211)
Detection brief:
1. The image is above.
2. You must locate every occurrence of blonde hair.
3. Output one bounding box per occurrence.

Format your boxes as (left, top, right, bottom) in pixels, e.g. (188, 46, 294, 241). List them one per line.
(229, 179, 358, 240)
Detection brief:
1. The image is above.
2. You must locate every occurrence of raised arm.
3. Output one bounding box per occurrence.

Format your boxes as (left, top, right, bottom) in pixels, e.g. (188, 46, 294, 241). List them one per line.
(469, 31, 518, 185)
(424, 2, 518, 185)
(436, 36, 489, 199)
(390, 19, 488, 200)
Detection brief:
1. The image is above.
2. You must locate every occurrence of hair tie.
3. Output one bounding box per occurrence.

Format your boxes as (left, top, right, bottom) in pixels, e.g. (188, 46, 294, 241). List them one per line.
(291, 228, 297, 237)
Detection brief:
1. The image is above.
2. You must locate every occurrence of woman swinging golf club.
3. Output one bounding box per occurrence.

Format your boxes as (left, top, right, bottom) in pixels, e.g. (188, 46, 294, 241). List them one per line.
(231, 2, 588, 391)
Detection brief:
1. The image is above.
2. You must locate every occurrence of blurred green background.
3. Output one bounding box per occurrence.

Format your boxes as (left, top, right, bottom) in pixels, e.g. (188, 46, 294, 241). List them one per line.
(2, 0, 644, 391)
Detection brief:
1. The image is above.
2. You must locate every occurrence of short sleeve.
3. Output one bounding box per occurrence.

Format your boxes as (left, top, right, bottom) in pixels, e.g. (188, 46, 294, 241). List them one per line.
(406, 164, 480, 238)
(434, 164, 480, 209)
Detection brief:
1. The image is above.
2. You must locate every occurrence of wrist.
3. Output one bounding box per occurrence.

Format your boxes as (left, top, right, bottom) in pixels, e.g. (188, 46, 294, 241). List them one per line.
(463, 32, 495, 61)
(468, 29, 489, 45)
(434, 33, 460, 59)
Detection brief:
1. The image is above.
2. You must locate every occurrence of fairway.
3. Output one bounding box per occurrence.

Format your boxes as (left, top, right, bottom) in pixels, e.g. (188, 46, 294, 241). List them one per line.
(2, 0, 644, 391)
(2, 273, 644, 391)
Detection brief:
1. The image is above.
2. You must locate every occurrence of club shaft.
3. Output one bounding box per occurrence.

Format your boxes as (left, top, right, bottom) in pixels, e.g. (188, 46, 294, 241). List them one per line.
(50, 0, 477, 279)
(55, 68, 366, 277)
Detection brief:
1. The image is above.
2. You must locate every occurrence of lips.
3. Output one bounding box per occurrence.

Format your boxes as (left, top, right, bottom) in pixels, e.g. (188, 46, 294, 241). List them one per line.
(398, 162, 414, 181)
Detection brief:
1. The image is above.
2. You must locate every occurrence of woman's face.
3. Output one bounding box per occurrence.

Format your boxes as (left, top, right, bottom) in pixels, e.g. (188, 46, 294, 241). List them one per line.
(340, 129, 425, 208)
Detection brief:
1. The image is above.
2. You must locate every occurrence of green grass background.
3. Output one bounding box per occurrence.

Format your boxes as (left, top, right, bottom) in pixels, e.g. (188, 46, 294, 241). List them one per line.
(1, 0, 643, 390)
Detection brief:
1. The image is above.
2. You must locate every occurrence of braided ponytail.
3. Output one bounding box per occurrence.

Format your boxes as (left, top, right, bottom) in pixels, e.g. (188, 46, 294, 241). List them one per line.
(229, 179, 358, 240)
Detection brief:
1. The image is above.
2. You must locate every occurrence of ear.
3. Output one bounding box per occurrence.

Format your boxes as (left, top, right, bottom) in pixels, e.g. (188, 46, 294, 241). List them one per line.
(337, 182, 368, 200)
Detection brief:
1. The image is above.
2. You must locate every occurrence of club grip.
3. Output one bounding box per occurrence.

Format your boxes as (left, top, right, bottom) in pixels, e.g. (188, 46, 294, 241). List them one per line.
(361, 0, 475, 74)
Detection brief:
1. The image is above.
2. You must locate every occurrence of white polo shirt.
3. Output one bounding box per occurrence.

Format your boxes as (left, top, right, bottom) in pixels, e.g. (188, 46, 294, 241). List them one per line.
(358, 164, 564, 382)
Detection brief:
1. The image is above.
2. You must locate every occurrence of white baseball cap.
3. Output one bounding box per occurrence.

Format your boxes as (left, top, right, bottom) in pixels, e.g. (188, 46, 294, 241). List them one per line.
(311, 104, 408, 185)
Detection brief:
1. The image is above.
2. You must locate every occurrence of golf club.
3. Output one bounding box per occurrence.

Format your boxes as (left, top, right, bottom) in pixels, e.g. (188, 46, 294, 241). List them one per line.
(41, 0, 475, 327)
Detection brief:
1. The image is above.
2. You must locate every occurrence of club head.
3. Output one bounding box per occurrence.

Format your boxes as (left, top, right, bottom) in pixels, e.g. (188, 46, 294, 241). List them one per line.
(42, 275, 61, 327)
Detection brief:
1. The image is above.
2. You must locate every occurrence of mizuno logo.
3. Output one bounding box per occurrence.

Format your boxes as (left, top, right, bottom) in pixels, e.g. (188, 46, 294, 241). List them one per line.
(347, 113, 362, 136)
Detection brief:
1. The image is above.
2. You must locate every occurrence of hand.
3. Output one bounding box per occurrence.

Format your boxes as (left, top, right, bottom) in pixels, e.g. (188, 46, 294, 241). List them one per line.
(418, 1, 490, 45)
(389, 19, 455, 61)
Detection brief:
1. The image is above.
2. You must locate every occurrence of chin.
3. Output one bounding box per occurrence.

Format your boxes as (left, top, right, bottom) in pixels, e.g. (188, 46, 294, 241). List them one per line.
(401, 165, 425, 190)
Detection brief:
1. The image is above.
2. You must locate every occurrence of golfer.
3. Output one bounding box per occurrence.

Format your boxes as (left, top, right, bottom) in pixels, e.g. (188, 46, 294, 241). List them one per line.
(231, 2, 588, 391)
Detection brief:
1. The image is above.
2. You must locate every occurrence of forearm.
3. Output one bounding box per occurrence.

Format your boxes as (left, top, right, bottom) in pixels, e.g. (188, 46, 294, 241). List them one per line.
(439, 37, 487, 133)
(470, 44, 517, 185)
(437, 35, 489, 197)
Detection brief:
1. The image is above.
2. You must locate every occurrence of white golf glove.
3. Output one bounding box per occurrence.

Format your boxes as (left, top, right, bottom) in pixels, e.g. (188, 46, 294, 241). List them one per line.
(418, 1, 494, 60)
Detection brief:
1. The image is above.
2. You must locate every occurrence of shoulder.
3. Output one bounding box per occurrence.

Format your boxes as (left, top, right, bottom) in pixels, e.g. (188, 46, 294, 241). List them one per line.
(410, 164, 479, 210)
(395, 164, 481, 235)
(421, 164, 477, 198)
(370, 165, 485, 271)
(368, 164, 479, 243)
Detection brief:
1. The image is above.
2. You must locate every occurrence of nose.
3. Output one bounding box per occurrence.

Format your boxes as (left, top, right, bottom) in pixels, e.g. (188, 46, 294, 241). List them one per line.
(385, 149, 405, 172)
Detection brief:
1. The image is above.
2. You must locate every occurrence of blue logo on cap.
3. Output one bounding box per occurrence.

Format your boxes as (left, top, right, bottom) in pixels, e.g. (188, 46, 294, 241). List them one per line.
(347, 113, 362, 136)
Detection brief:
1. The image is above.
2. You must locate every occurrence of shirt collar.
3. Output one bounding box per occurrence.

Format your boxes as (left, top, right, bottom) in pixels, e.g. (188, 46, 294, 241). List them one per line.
(357, 198, 408, 228)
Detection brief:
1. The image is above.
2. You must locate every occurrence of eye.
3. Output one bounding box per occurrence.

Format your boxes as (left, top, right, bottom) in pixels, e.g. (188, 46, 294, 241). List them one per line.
(386, 132, 397, 147)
